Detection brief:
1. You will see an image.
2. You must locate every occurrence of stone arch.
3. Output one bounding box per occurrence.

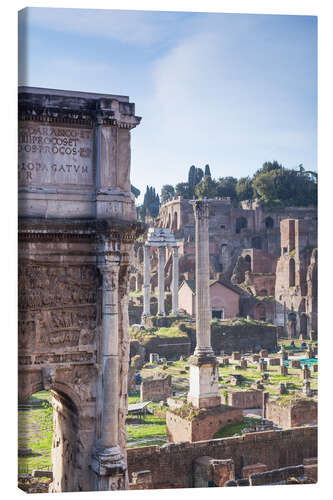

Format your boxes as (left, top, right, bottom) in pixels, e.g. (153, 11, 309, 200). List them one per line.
(18, 379, 81, 492)
(167, 213, 171, 228)
(300, 314, 308, 337)
(289, 258, 296, 287)
(137, 246, 144, 264)
(265, 216, 274, 229)
(172, 211, 178, 231)
(236, 217, 247, 234)
(255, 303, 266, 322)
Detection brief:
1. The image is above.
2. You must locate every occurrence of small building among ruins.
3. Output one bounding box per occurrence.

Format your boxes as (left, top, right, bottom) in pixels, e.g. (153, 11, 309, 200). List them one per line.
(178, 278, 242, 319)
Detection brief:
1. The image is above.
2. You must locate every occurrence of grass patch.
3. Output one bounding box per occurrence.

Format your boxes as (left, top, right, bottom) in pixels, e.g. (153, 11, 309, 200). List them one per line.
(18, 391, 52, 473)
(213, 417, 261, 439)
(126, 412, 166, 445)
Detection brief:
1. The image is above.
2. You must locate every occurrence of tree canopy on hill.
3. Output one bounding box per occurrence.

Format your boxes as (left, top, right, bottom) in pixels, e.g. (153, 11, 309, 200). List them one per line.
(136, 161, 317, 220)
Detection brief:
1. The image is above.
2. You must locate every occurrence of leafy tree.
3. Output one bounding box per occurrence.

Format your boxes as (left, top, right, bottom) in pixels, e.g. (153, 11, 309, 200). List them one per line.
(252, 165, 317, 207)
(216, 176, 238, 200)
(160, 184, 175, 204)
(236, 176, 254, 201)
(253, 160, 282, 180)
(175, 182, 190, 198)
(195, 175, 218, 199)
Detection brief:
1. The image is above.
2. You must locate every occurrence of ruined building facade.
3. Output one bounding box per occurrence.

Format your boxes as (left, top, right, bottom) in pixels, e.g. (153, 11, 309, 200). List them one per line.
(130, 197, 317, 339)
(274, 218, 317, 339)
(18, 87, 142, 492)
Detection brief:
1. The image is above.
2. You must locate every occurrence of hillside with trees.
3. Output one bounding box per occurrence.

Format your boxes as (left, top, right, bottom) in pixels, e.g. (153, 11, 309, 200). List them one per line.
(136, 162, 317, 221)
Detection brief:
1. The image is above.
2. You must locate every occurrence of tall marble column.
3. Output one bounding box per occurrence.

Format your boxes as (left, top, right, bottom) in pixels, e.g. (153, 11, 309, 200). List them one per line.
(91, 261, 126, 490)
(158, 246, 166, 316)
(143, 245, 151, 317)
(187, 200, 221, 408)
(171, 246, 179, 315)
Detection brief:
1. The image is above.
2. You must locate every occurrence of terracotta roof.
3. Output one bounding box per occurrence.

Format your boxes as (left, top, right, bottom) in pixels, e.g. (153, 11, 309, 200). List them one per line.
(180, 278, 243, 296)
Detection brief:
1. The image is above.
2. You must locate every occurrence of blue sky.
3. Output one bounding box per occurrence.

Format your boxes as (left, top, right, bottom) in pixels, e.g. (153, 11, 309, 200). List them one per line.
(18, 8, 317, 201)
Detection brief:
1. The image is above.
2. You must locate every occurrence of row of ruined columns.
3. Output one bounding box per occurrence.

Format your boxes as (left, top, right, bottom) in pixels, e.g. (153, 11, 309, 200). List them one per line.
(143, 245, 179, 317)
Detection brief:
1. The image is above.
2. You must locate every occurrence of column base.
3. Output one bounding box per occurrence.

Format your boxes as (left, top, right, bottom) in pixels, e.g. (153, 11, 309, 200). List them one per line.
(187, 354, 221, 409)
(187, 393, 222, 408)
(91, 445, 126, 491)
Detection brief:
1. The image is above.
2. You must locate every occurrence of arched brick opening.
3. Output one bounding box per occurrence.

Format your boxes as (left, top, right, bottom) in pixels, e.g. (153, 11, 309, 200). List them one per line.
(236, 217, 247, 234)
(300, 314, 308, 337)
(137, 246, 144, 264)
(265, 216, 274, 229)
(289, 258, 296, 287)
(255, 303, 266, 322)
(172, 212, 178, 231)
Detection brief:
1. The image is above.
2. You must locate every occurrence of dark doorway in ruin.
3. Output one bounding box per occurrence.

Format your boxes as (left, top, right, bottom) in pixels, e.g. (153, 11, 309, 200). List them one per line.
(251, 236, 262, 249)
(244, 254, 252, 272)
(300, 314, 308, 337)
(236, 217, 247, 234)
(289, 258, 296, 287)
(265, 216, 274, 229)
(212, 309, 224, 319)
(255, 303, 266, 322)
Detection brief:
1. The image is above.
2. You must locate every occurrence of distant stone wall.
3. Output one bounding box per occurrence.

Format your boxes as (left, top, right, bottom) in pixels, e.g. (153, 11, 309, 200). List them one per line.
(227, 390, 263, 409)
(142, 335, 191, 361)
(140, 375, 172, 402)
(127, 426, 317, 489)
(211, 322, 277, 354)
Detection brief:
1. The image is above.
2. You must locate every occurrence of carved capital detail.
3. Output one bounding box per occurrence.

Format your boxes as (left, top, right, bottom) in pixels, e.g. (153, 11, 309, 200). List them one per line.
(190, 199, 209, 220)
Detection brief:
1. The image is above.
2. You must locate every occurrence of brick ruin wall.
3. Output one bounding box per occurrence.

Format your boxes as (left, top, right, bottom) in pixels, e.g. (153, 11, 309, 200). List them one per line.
(266, 400, 318, 428)
(130, 335, 192, 362)
(140, 375, 172, 402)
(127, 426, 317, 489)
(210, 323, 277, 354)
(166, 406, 243, 443)
(227, 390, 263, 409)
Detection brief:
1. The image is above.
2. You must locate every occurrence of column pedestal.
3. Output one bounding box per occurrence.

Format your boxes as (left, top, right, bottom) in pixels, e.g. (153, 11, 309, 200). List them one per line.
(91, 446, 126, 491)
(187, 355, 221, 408)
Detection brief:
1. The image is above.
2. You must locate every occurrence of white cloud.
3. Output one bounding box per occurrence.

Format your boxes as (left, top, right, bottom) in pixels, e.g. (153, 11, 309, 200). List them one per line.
(19, 7, 192, 46)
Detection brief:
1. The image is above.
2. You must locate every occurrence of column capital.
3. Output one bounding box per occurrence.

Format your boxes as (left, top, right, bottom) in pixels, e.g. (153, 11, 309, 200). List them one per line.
(190, 199, 209, 220)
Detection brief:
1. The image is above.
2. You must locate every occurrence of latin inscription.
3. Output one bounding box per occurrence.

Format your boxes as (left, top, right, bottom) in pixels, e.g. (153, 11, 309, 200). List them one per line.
(18, 122, 94, 186)
(18, 351, 96, 366)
